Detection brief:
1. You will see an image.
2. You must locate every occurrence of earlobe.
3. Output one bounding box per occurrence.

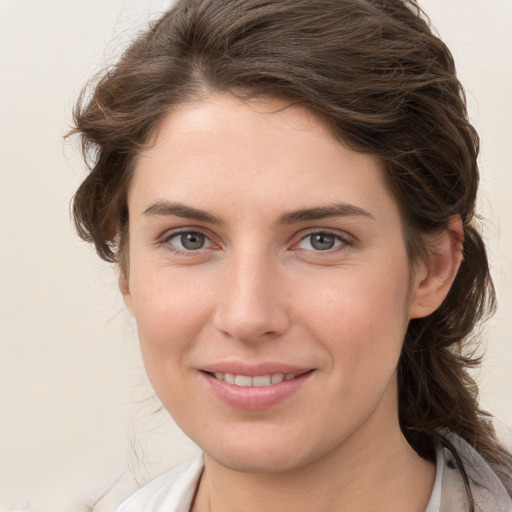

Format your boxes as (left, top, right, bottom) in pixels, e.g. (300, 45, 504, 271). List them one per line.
(409, 216, 464, 319)
(119, 274, 134, 315)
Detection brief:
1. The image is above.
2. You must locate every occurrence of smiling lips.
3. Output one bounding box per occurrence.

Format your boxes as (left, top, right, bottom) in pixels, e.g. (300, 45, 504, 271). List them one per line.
(212, 372, 300, 387)
(201, 367, 314, 410)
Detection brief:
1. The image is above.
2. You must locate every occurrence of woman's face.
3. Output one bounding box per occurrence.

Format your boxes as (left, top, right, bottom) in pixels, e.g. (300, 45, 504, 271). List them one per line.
(122, 94, 426, 473)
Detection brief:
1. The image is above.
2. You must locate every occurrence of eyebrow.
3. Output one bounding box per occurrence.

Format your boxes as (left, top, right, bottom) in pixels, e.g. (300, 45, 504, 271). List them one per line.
(275, 203, 375, 225)
(143, 201, 224, 224)
(142, 200, 375, 225)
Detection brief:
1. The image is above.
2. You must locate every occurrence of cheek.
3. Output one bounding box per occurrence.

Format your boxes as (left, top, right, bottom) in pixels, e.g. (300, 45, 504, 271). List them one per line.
(299, 265, 411, 376)
(128, 269, 213, 371)
(131, 281, 213, 414)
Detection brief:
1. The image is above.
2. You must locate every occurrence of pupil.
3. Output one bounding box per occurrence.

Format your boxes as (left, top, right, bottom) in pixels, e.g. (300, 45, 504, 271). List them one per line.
(181, 232, 205, 250)
(311, 233, 335, 250)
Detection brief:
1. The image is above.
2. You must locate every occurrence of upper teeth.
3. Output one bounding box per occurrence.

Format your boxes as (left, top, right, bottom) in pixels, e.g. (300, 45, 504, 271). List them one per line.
(213, 373, 297, 387)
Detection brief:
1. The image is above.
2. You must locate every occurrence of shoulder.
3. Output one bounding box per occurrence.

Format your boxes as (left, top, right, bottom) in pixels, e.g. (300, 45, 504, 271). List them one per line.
(115, 455, 204, 512)
(439, 432, 512, 512)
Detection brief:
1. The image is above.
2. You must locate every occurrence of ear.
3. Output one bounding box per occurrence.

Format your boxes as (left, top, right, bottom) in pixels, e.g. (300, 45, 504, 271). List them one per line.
(119, 274, 134, 315)
(409, 215, 464, 319)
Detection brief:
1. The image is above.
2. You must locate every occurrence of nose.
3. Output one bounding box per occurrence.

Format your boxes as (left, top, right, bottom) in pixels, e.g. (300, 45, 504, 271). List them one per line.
(212, 254, 290, 343)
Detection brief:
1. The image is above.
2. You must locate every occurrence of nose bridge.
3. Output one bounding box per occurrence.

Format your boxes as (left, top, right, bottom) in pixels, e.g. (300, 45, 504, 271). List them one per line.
(213, 247, 289, 342)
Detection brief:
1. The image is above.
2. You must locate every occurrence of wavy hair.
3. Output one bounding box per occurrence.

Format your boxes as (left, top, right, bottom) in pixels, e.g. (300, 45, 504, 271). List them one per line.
(69, 0, 511, 500)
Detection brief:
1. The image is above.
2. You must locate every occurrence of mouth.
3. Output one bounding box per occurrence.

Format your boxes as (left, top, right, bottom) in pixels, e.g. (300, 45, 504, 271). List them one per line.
(200, 368, 315, 410)
(205, 370, 313, 387)
(199, 362, 315, 409)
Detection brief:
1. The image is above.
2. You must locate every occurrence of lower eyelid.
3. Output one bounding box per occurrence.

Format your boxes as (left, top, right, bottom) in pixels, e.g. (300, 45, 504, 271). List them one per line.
(295, 232, 351, 251)
(159, 230, 214, 251)
(157, 229, 352, 254)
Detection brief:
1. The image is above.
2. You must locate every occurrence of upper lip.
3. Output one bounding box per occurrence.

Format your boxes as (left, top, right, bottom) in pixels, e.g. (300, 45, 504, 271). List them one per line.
(200, 361, 314, 376)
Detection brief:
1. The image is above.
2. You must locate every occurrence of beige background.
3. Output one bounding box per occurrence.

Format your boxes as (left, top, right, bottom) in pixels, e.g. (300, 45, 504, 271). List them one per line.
(0, 1, 510, 510)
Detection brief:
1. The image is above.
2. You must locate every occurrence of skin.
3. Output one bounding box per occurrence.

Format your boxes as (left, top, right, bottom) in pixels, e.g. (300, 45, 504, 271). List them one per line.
(121, 94, 462, 512)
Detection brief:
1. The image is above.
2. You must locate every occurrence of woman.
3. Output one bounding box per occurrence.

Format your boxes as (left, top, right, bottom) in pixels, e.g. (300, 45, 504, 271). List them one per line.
(70, 0, 512, 510)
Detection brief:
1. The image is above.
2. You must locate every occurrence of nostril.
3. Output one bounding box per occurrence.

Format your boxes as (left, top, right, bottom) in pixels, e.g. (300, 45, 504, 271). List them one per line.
(213, 309, 289, 343)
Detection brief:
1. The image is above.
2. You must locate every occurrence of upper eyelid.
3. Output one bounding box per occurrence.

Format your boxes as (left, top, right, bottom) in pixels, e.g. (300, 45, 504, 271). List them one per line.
(156, 226, 355, 249)
(158, 229, 218, 256)
(158, 226, 214, 242)
(290, 229, 356, 253)
(294, 228, 355, 244)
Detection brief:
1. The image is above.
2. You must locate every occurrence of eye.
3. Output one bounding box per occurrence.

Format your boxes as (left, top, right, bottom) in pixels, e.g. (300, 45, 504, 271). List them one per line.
(296, 232, 347, 251)
(166, 230, 213, 252)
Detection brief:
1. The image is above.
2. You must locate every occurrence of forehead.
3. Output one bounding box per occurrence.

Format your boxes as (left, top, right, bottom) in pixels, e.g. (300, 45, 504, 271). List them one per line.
(141, 94, 339, 167)
(129, 94, 398, 224)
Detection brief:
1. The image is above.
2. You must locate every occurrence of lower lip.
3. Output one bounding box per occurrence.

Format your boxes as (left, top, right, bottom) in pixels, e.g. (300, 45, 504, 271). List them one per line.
(200, 371, 313, 410)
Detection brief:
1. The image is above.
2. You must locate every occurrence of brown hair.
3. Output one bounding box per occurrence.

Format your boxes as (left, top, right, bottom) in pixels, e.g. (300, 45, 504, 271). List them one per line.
(70, 0, 511, 498)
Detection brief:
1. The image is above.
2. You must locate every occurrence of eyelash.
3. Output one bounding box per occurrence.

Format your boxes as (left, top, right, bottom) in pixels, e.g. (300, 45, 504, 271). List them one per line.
(293, 231, 353, 253)
(158, 229, 216, 256)
(158, 228, 354, 256)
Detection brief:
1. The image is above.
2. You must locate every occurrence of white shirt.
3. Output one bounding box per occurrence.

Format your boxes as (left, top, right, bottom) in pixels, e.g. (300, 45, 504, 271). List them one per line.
(116, 433, 512, 512)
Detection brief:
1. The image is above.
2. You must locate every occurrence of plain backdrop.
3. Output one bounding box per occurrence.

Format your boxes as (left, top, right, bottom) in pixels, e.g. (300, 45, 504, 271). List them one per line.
(0, 1, 511, 510)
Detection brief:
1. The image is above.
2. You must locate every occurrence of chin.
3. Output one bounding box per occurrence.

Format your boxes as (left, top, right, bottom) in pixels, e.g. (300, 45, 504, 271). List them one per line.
(197, 424, 326, 475)
(207, 445, 309, 474)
